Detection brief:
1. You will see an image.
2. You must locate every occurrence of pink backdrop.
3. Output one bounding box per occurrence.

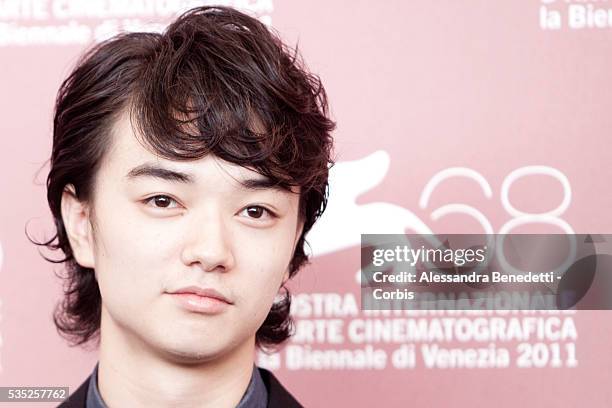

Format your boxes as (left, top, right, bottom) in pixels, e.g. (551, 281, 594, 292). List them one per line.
(1, 0, 612, 406)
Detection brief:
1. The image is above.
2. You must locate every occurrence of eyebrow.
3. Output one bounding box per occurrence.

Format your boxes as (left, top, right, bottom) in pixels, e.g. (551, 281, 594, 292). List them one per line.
(126, 164, 195, 184)
(125, 163, 287, 191)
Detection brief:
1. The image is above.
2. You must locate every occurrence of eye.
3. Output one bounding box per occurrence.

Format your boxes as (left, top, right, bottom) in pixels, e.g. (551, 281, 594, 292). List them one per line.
(142, 195, 180, 209)
(239, 205, 275, 220)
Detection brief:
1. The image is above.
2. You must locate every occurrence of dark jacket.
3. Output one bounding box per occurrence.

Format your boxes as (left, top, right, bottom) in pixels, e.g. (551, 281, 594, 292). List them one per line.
(58, 367, 303, 408)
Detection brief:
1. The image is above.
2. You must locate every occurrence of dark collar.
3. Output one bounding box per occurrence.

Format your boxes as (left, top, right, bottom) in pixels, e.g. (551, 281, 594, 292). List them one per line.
(85, 363, 267, 408)
(58, 366, 303, 408)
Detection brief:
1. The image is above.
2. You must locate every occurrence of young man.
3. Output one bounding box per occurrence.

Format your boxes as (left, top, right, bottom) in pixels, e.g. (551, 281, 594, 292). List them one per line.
(37, 6, 334, 407)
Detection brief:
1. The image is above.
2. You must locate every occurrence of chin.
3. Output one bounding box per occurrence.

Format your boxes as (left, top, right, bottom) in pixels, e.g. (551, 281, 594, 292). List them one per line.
(157, 342, 226, 365)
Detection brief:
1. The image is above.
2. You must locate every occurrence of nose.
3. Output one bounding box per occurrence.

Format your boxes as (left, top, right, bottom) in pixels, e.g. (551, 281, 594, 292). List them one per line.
(180, 209, 235, 272)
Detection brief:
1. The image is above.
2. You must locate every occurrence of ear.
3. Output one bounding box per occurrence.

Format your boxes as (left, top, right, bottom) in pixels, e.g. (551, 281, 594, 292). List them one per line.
(61, 184, 95, 268)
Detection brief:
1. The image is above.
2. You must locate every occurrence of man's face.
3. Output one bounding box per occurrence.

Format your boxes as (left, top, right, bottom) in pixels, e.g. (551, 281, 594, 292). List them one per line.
(64, 112, 303, 362)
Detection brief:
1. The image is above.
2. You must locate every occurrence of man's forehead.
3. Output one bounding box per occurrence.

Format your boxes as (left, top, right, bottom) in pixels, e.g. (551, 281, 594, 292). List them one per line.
(108, 111, 295, 193)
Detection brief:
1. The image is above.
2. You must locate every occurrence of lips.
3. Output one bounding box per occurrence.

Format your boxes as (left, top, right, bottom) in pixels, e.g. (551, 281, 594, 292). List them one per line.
(169, 285, 233, 304)
(167, 285, 233, 314)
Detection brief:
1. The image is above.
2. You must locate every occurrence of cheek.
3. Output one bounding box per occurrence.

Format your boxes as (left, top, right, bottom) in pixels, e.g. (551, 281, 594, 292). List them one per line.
(91, 208, 183, 305)
(95, 196, 184, 262)
(232, 229, 296, 305)
(235, 225, 295, 269)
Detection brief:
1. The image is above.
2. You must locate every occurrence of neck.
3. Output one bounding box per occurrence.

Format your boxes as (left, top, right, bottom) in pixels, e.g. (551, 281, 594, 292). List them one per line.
(96, 308, 256, 408)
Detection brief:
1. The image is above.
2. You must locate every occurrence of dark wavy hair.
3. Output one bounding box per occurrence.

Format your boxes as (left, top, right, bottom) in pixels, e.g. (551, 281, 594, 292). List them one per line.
(29, 6, 335, 352)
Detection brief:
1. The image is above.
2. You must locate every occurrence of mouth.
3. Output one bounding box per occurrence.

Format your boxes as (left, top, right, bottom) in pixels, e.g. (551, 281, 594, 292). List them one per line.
(167, 286, 233, 314)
